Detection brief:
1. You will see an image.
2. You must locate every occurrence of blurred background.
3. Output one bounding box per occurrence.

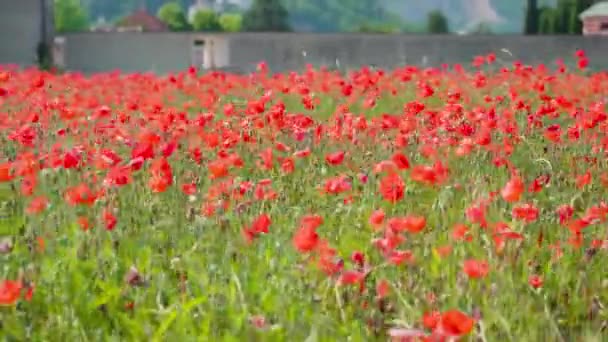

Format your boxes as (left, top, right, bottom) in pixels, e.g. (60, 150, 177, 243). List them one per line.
(53, 0, 599, 35)
(0, 0, 606, 73)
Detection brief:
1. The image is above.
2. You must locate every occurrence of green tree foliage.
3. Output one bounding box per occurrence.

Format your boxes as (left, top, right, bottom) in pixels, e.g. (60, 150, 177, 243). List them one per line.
(283, 0, 404, 33)
(524, 0, 539, 34)
(355, 22, 400, 33)
(426, 10, 449, 34)
(192, 10, 221, 32)
(54, 0, 90, 33)
(555, 0, 575, 33)
(528, 0, 598, 34)
(242, 0, 290, 32)
(539, 6, 558, 34)
(157, 2, 191, 32)
(85, 0, 184, 22)
(219, 13, 243, 32)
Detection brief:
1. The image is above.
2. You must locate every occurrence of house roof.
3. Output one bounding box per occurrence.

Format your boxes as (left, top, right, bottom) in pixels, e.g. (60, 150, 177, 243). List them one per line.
(580, 2, 608, 19)
(117, 9, 168, 32)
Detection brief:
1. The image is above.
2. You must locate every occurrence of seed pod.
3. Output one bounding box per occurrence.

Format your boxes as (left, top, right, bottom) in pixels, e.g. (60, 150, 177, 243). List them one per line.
(124, 266, 145, 287)
(0, 238, 13, 254)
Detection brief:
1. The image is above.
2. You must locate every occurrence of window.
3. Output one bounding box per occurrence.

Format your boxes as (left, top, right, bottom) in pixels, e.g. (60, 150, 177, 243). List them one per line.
(601, 22, 608, 31)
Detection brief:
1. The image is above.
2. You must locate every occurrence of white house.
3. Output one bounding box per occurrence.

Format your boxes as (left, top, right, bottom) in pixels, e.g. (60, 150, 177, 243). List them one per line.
(579, 2, 608, 35)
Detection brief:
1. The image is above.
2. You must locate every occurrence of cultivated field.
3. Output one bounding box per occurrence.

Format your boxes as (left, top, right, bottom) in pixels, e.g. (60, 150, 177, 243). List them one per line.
(1, 53, 607, 341)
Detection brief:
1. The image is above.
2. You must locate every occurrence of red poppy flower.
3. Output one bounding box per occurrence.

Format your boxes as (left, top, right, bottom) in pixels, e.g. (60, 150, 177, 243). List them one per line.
(391, 152, 410, 170)
(207, 159, 229, 179)
(258, 148, 273, 170)
(280, 157, 295, 174)
(0, 162, 13, 182)
(379, 173, 405, 203)
(439, 310, 475, 336)
(528, 275, 543, 289)
(501, 175, 524, 203)
(242, 213, 272, 244)
(555, 204, 574, 225)
(376, 279, 390, 299)
(387, 249, 415, 265)
(463, 259, 489, 279)
(338, 270, 365, 286)
(103, 208, 117, 231)
(452, 223, 472, 242)
(403, 215, 426, 233)
(422, 311, 441, 330)
(0, 280, 22, 306)
(368, 209, 385, 229)
(181, 183, 197, 195)
(64, 183, 97, 206)
(293, 217, 321, 253)
(25, 196, 49, 215)
(512, 203, 539, 222)
(350, 251, 365, 267)
(323, 175, 352, 195)
(148, 157, 173, 193)
(528, 174, 550, 193)
(325, 151, 345, 166)
(294, 148, 311, 158)
(77, 216, 90, 231)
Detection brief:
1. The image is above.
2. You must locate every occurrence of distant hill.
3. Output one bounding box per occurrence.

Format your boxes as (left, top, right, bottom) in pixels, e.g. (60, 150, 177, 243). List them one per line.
(381, 0, 558, 33)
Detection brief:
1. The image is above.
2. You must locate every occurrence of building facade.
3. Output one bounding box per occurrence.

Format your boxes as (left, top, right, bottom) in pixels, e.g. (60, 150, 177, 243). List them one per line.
(0, 0, 54, 67)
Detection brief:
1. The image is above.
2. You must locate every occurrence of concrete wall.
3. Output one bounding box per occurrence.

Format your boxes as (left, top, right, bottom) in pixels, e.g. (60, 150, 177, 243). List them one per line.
(192, 33, 230, 69)
(61, 33, 193, 74)
(0, 0, 46, 66)
(226, 33, 608, 72)
(59, 33, 608, 74)
(60, 33, 232, 74)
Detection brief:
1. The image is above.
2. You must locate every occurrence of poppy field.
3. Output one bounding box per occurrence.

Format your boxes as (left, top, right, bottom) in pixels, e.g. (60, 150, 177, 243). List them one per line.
(1, 52, 608, 341)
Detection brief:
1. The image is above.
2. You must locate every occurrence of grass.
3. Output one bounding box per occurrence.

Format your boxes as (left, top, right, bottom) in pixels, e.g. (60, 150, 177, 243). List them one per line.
(1, 57, 607, 341)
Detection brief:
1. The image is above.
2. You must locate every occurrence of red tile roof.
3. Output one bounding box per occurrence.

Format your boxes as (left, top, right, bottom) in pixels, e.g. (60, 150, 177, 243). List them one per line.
(117, 10, 168, 32)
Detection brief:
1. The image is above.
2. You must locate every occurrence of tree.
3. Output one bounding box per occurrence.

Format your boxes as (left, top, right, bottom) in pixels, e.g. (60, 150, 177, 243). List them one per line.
(555, 0, 575, 33)
(242, 0, 290, 32)
(54, 0, 89, 33)
(426, 10, 449, 34)
(192, 10, 221, 32)
(524, 0, 539, 34)
(355, 22, 399, 33)
(157, 2, 191, 32)
(282, 0, 405, 33)
(219, 13, 243, 32)
(539, 6, 558, 34)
